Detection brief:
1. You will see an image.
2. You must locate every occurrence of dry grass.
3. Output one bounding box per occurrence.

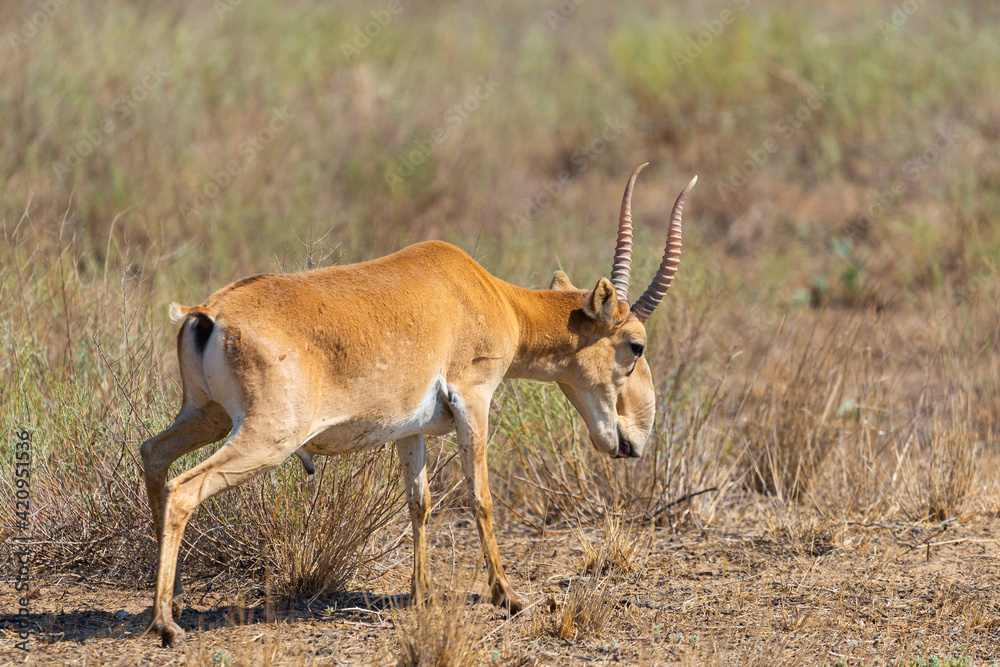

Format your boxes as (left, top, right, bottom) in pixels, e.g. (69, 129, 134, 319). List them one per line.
(556, 570, 617, 641)
(739, 312, 860, 501)
(3, 0, 1000, 663)
(909, 424, 979, 524)
(580, 516, 647, 577)
(393, 573, 488, 667)
(195, 449, 403, 601)
(556, 519, 645, 641)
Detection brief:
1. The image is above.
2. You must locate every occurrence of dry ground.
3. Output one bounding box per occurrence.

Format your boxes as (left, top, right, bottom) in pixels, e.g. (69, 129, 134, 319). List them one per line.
(4, 509, 1000, 665)
(4, 1, 1000, 665)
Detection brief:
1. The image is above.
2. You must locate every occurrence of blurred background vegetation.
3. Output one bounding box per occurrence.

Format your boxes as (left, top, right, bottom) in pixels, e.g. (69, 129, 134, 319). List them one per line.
(1, 0, 999, 611)
(4, 0, 999, 303)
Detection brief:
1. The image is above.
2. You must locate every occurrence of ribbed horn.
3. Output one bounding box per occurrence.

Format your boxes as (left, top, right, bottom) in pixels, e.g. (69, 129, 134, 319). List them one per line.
(610, 163, 648, 303)
(631, 175, 698, 324)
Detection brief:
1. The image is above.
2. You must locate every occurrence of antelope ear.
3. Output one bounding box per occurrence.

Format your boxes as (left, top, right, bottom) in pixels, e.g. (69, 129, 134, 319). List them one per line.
(583, 277, 618, 326)
(549, 270, 575, 291)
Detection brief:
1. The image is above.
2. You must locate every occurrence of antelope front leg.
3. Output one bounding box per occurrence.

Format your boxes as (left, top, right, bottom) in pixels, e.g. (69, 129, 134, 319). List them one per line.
(396, 435, 432, 605)
(447, 388, 526, 613)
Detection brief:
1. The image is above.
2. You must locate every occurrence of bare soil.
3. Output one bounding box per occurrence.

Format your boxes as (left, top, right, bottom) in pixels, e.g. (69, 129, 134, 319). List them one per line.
(3, 513, 1000, 665)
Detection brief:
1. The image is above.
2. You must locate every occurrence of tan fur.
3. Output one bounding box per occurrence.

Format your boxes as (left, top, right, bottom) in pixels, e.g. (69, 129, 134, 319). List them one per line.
(141, 240, 665, 646)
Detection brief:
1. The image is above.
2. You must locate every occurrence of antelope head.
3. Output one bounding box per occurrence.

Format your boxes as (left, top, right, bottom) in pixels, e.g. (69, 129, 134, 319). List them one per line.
(552, 164, 697, 460)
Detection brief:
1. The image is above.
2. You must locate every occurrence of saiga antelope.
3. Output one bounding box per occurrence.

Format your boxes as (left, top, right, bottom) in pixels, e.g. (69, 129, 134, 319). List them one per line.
(140, 164, 696, 646)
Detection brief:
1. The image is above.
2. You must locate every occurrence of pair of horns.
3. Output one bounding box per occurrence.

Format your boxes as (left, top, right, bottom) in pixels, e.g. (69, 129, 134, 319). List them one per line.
(610, 163, 697, 324)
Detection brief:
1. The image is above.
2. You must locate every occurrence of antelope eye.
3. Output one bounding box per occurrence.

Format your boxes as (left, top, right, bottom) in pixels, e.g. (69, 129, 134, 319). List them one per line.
(630, 342, 645, 357)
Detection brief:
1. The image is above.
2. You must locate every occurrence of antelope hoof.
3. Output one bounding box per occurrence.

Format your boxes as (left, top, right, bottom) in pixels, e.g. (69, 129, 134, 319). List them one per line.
(161, 621, 186, 648)
(409, 585, 433, 608)
(492, 588, 527, 615)
(148, 618, 186, 647)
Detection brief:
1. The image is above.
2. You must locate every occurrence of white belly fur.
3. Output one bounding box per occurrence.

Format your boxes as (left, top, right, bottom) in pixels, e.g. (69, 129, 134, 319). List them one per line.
(300, 377, 455, 456)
